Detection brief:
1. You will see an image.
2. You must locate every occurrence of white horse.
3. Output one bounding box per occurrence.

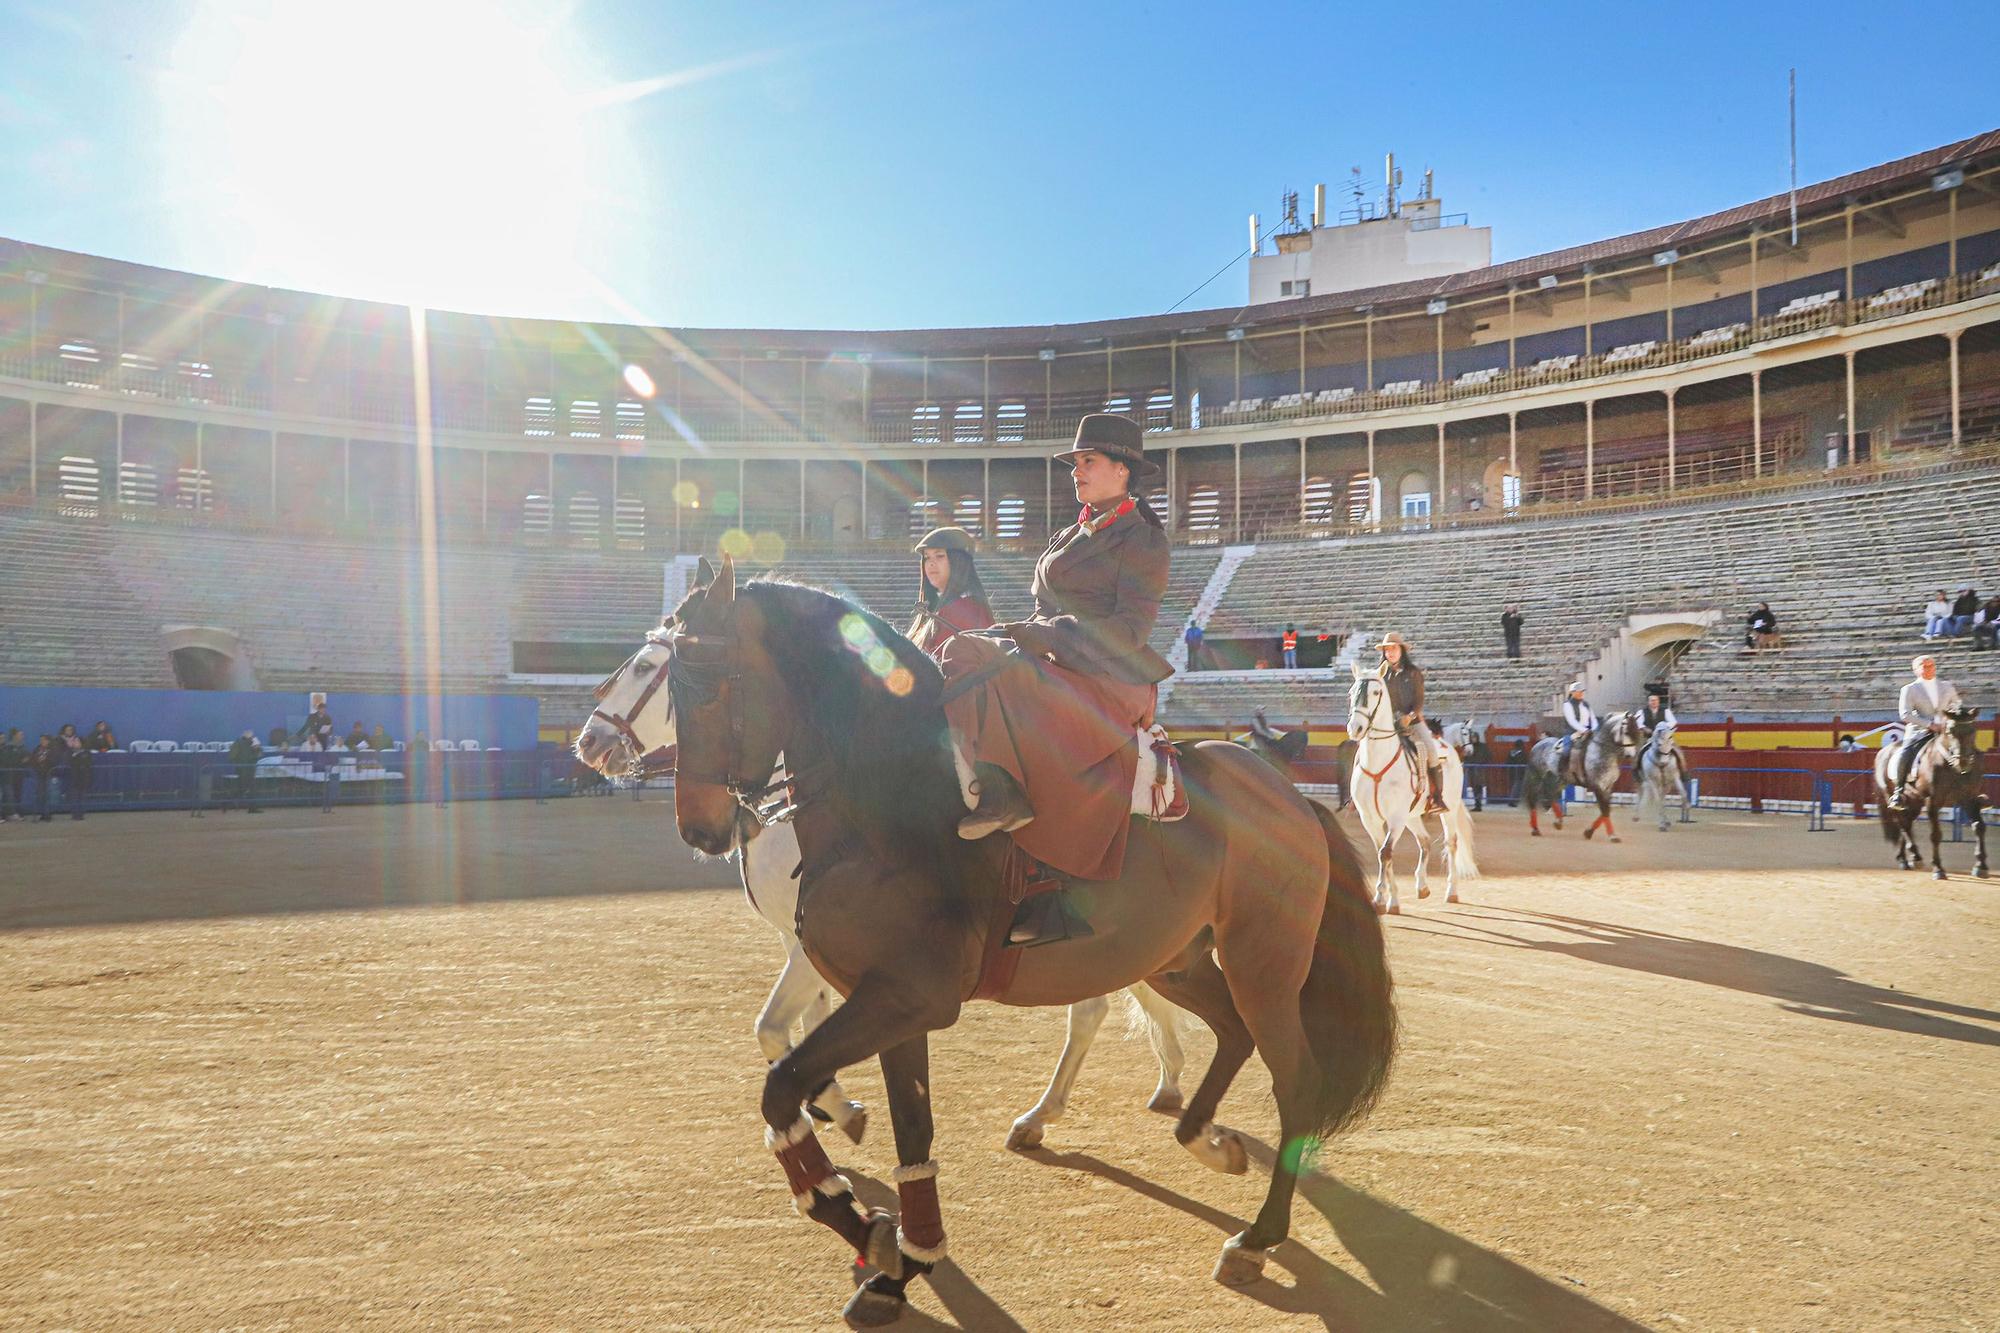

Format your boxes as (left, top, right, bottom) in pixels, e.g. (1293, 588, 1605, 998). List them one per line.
(572, 624, 1193, 1150)
(1345, 663, 1479, 913)
(1634, 718, 1692, 832)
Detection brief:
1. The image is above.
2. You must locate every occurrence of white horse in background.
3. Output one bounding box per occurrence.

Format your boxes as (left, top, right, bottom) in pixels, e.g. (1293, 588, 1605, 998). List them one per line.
(1634, 718, 1693, 832)
(572, 624, 1194, 1150)
(1345, 662, 1479, 913)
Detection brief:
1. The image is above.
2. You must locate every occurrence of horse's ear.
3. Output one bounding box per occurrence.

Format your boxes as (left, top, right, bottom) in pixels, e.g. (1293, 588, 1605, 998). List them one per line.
(659, 614, 676, 629)
(715, 552, 737, 605)
(1350, 660, 1364, 680)
(694, 557, 716, 589)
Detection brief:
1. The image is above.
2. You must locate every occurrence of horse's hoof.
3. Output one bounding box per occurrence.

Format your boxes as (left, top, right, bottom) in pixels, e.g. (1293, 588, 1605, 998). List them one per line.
(1659, 823, 1670, 832)
(1583, 826, 1594, 841)
(1185, 1125, 1249, 1175)
(843, 1279, 907, 1329)
(1609, 836, 1622, 844)
(1976, 867, 1990, 880)
(862, 1213, 904, 1280)
(838, 1107, 868, 1145)
(1530, 828, 1541, 837)
(1417, 886, 1431, 900)
(1213, 1233, 1271, 1287)
(1004, 1118, 1045, 1152)
(1148, 1088, 1184, 1114)
(1933, 867, 1948, 881)
(1373, 901, 1388, 916)
(1385, 902, 1401, 916)
(1445, 892, 1460, 904)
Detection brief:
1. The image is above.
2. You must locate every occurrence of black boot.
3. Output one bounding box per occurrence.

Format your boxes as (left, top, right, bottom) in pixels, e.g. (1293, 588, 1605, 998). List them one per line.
(1424, 764, 1447, 814)
(1007, 891, 1094, 948)
(959, 763, 1034, 840)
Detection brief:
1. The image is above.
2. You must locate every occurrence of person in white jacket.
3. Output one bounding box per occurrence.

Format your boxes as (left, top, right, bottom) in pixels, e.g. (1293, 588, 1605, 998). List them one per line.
(1921, 591, 1953, 639)
(1557, 682, 1596, 780)
(1888, 654, 1962, 807)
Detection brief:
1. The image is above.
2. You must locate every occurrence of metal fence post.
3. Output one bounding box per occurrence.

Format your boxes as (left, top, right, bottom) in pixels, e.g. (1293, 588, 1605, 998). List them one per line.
(323, 771, 338, 813)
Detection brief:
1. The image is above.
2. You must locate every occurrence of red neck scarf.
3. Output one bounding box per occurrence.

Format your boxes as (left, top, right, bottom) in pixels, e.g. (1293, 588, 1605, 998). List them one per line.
(1078, 496, 1136, 534)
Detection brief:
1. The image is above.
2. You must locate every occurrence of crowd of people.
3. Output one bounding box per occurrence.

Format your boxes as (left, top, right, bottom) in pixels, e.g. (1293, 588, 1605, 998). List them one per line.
(1921, 586, 1998, 645)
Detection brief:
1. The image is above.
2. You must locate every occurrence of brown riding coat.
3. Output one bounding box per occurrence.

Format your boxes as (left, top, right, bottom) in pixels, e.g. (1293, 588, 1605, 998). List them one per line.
(940, 509, 1171, 880)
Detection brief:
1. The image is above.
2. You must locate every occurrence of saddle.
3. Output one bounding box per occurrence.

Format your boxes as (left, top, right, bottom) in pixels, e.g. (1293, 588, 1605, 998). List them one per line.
(973, 727, 1188, 1002)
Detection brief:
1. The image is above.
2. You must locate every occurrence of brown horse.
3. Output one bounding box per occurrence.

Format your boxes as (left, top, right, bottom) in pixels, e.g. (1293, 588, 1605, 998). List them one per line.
(1874, 707, 1990, 880)
(662, 556, 1395, 1327)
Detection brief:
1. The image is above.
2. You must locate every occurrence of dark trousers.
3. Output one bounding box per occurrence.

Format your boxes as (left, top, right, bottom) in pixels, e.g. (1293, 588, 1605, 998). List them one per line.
(34, 774, 57, 820)
(0, 769, 17, 818)
(67, 768, 88, 819)
(1503, 633, 1521, 659)
(236, 765, 261, 811)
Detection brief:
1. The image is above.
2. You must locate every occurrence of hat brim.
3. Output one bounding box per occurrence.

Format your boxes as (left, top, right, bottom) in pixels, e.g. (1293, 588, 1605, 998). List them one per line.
(1052, 447, 1163, 478)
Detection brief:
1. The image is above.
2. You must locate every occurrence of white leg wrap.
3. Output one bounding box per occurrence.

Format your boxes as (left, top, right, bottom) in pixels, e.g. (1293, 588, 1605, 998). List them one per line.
(890, 1159, 939, 1185)
(764, 1115, 815, 1150)
(790, 1172, 856, 1216)
(896, 1228, 949, 1263)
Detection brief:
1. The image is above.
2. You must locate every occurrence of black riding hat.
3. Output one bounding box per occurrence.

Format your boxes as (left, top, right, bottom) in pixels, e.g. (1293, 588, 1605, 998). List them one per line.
(1053, 413, 1160, 478)
(912, 526, 977, 555)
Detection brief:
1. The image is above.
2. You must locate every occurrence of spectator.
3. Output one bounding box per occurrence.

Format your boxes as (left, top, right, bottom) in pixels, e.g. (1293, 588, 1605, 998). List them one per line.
(65, 736, 91, 820)
(1501, 605, 1524, 659)
(1183, 618, 1205, 671)
(86, 720, 118, 752)
(268, 725, 292, 751)
(1949, 587, 1979, 637)
(1503, 739, 1529, 802)
(1837, 734, 1861, 752)
(228, 730, 265, 814)
(1281, 625, 1299, 669)
(1973, 595, 2000, 651)
(344, 722, 369, 751)
(1747, 602, 1780, 651)
(367, 724, 395, 751)
(1922, 590, 1952, 639)
(27, 734, 59, 822)
(0, 727, 24, 821)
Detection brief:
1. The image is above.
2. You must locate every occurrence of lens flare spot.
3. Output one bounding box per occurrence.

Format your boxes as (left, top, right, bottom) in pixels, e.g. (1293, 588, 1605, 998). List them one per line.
(672, 480, 699, 508)
(751, 530, 788, 564)
(718, 528, 752, 559)
(839, 614, 873, 647)
(885, 666, 914, 697)
(864, 646, 896, 675)
(622, 363, 657, 398)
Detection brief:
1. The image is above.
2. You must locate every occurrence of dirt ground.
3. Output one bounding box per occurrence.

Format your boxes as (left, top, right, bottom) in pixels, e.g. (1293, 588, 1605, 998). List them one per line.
(2, 795, 1995, 1332)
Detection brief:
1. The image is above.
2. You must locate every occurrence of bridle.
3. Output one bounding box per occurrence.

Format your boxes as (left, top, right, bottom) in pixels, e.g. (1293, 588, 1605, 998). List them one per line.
(656, 603, 789, 815)
(588, 627, 680, 780)
(1347, 676, 1399, 742)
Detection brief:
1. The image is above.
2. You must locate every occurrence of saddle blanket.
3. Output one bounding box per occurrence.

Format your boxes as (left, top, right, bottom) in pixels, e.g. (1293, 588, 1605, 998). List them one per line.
(1131, 725, 1189, 821)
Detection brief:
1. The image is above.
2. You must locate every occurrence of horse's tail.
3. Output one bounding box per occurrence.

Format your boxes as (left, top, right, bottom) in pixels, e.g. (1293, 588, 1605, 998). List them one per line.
(1299, 800, 1397, 1139)
(1450, 798, 1480, 879)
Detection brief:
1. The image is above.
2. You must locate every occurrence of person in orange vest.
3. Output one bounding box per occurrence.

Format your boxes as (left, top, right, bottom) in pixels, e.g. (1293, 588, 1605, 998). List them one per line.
(1281, 624, 1299, 669)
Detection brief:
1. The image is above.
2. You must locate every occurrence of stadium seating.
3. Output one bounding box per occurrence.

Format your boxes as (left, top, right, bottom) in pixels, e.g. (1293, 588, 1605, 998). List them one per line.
(1602, 341, 1658, 366)
(1174, 460, 2000, 728)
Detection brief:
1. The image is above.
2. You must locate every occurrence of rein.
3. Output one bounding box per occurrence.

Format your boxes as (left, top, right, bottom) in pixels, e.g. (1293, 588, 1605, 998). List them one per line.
(665, 618, 789, 812)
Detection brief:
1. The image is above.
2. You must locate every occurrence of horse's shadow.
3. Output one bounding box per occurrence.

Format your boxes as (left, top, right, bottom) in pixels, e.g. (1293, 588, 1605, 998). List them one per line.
(1020, 1144, 1649, 1332)
(1428, 908, 2000, 1046)
(846, 1172, 1029, 1332)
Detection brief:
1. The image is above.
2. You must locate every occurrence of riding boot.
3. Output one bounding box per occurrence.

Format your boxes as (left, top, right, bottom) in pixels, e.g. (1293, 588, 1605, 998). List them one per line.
(958, 763, 1034, 840)
(1423, 764, 1447, 815)
(1006, 891, 1093, 948)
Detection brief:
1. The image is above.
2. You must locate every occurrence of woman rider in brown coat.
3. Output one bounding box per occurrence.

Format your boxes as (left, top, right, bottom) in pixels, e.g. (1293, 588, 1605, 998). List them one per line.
(936, 414, 1171, 883)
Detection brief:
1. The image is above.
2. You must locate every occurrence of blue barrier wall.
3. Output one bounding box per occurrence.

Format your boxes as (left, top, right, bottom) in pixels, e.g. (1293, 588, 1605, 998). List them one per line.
(0, 686, 538, 749)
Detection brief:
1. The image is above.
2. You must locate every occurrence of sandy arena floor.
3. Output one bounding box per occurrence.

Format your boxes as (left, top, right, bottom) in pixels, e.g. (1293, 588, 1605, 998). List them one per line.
(1, 795, 1995, 1331)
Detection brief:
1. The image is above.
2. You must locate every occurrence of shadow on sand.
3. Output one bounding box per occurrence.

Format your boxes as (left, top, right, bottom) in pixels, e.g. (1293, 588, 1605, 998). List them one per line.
(1410, 907, 2000, 1047)
(1020, 1143, 1652, 1332)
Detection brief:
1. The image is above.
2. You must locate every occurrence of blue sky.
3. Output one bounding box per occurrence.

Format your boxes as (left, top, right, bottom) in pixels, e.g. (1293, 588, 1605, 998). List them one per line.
(2, 0, 1995, 330)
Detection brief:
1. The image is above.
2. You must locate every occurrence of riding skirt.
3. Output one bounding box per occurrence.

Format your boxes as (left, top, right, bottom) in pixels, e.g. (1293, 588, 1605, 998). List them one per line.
(938, 633, 1156, 881)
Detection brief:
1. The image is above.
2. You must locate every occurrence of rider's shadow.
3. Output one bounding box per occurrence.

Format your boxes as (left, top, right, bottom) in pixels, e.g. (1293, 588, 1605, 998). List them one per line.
(1021, 1146, 1647, 1332)
(1427, 909, 2000, 1047)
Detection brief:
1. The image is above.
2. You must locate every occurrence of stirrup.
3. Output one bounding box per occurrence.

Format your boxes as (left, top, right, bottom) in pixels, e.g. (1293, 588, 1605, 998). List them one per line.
(1006, 892, 1092, 948)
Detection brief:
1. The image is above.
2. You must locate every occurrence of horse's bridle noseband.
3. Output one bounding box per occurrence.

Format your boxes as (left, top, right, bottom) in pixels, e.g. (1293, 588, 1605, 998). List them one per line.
(588, 629, 680, 780)
(656, 609, 789, 813)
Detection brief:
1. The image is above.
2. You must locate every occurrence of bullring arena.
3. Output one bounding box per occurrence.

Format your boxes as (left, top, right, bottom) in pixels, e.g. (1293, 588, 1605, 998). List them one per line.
(4, 32, 2000, 1328)
(6, 799, 1996, 1330)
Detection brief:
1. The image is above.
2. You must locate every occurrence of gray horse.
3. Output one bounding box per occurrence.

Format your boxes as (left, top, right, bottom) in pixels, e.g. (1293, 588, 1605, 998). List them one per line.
(1874, 706, 1990, 880)
(1523, 712, 1640, 840)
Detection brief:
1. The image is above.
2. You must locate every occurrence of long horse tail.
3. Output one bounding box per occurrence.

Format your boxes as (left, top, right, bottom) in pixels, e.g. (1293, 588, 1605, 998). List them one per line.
(1450, 798, 1481, 879)
(1299, 799, 1397, 1139)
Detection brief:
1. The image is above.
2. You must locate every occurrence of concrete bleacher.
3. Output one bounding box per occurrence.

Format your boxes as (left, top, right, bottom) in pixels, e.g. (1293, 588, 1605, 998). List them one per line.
(1170, 461, 2000, 729)
(0, 511, 175, 688)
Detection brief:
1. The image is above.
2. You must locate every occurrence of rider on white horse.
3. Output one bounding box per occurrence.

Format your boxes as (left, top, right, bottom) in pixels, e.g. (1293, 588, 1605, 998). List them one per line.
(1889, 654, 1961, 809)
(1377, 633, 1445, 815)
(1559, 682, 1596, 781)
(1635, 691, 1677, 736)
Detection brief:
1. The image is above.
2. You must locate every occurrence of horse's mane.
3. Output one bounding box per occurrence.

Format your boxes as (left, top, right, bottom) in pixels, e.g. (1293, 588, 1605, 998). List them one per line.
(742, 578, 966, 894)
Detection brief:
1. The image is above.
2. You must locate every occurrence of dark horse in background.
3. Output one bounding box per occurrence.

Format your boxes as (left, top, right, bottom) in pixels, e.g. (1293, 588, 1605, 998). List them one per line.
(659, 557, 1396, 1327)
(1875, 706, 1990, 880)
(1247, 709, 1353, 809)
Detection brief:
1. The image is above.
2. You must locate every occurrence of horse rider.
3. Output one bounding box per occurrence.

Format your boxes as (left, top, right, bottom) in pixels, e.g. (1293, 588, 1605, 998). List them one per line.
(1560, 681, 1597, 782)
(1635, 691, 1677, 736)
(908, 526, 995, 657)
(936, 413, 1172, 886)
(1376, 633, 1445, 814)
(1887, 654, 1962, 809)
